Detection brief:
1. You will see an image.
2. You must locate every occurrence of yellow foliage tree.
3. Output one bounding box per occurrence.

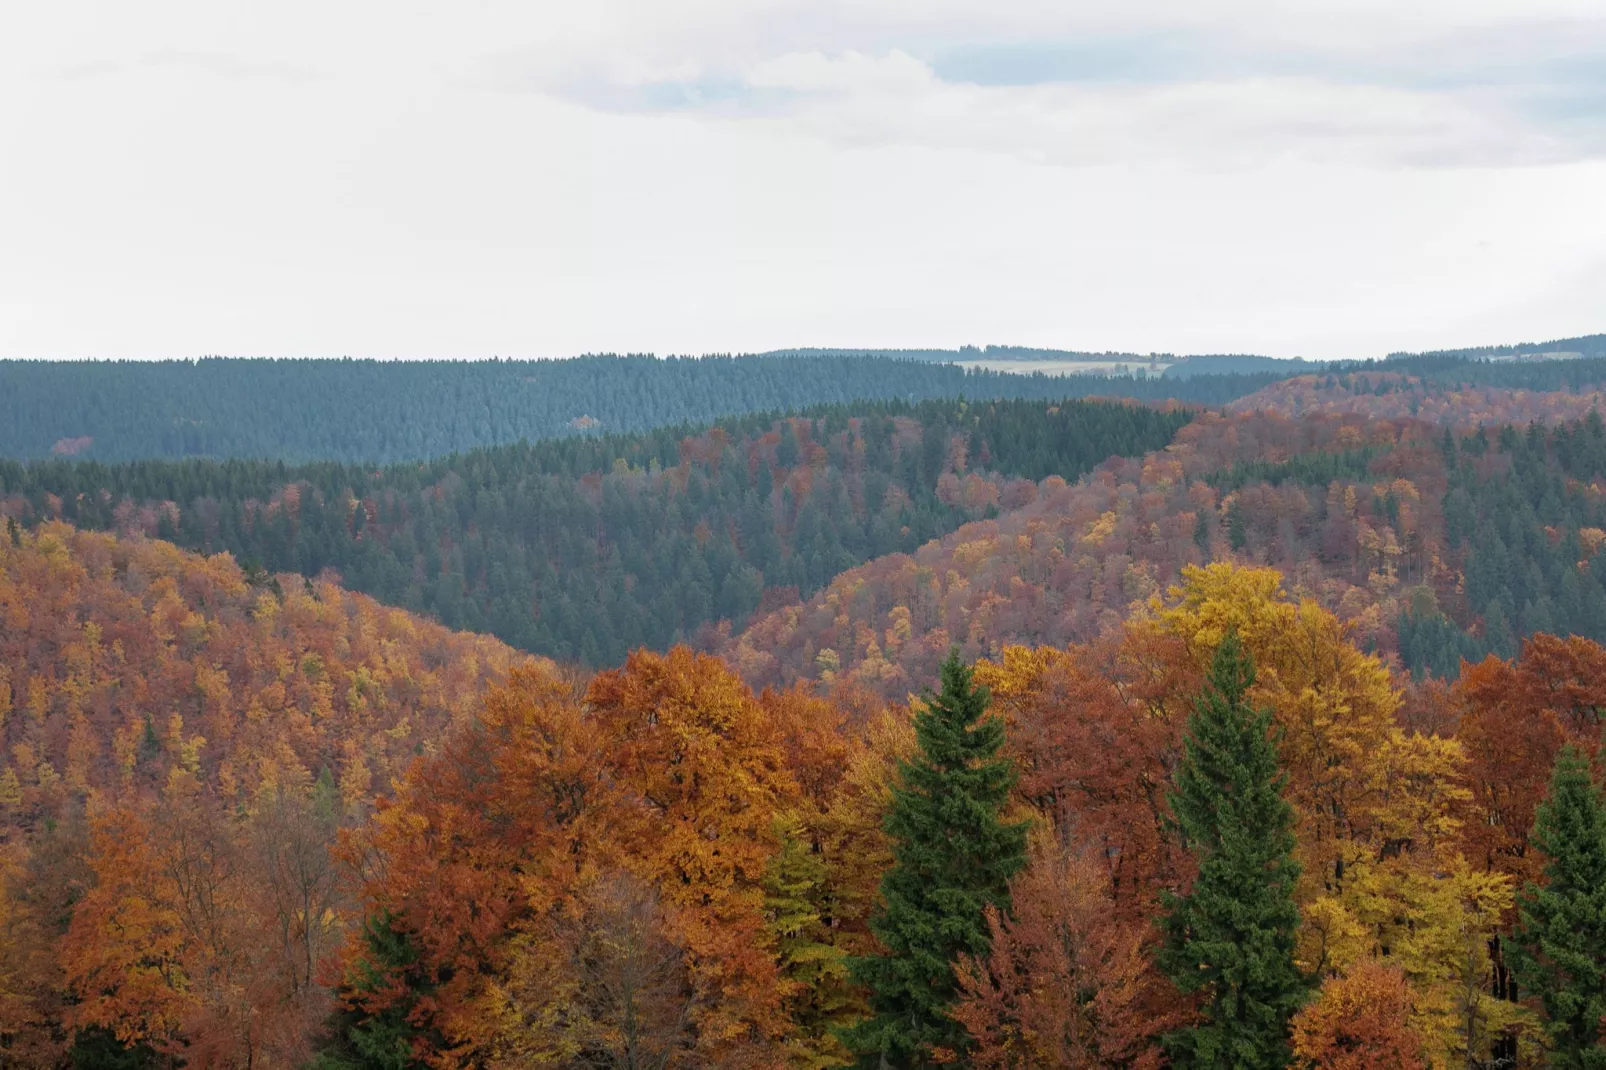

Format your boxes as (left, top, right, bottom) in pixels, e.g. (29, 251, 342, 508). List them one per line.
(1150, 563, 1521, 1060)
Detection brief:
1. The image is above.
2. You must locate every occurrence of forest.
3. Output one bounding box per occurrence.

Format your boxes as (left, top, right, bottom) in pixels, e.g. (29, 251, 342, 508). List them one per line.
(6, 344, 1605, 465)
(16, 380, 1606, 679)
(0, 399, 1192, 666)
(5, 524, 1606, 1068)
(722, 387, 1606, 696)
(9, 349, 1606, 1067)
(0, 355, 1269, 464)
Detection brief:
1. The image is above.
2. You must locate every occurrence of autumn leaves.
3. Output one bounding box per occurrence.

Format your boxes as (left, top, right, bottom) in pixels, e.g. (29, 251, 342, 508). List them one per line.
(326, 652, 818, 1065)
(11, 519, 1606, 1067)
(294, 564, 1606, 1067)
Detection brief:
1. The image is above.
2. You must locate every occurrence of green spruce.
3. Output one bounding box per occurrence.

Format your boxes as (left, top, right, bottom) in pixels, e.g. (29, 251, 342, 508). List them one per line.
(310, 911, 435, 1070)
(845, 650, 1029, 1068)
(1511, 746, 1606, 1069)
(1159, 630, 1307, 1069)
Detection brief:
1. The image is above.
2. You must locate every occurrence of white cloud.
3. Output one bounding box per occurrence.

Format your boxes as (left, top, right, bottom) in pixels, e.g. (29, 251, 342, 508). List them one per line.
(688, 52, 1559, 169)
(480, 1, 1606, 169)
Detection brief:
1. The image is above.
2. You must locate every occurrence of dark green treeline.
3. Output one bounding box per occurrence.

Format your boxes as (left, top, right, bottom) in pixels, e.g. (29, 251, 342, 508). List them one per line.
(0, 354, 1262, 464)
(1400, 413, 1606, 677)
(0, 398, 1192, 665)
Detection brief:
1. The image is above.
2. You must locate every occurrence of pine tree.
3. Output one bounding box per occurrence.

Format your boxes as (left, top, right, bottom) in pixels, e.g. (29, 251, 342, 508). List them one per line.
(1510, 746, 1606, 1068)
(1159, 630, 1308, 1069)
(845, 650, 1029, 1068)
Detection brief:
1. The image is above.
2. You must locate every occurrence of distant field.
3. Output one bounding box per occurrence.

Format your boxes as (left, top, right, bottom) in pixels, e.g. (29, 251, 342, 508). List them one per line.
(954, 358, 1168, 377)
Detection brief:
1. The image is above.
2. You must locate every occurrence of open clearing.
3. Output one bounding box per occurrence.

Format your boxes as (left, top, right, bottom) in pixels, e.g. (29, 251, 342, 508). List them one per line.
(954, 358, 1171, 377)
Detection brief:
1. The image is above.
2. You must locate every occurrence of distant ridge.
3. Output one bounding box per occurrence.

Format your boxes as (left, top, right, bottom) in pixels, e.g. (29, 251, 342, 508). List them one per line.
(761, 344, 1278, 364)
(1385, 333, 1606, 362)
(0, 353, 1276, 464)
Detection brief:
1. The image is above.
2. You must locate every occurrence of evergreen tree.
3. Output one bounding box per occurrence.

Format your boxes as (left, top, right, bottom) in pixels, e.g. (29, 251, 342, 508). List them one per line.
(1225, 500, 1249, 552)
(1159, 631, 1308, 1069)
(68, 1027, 156, 1070)
(1511, 746, 1606, 1068)
(845, 650, 1029, 1068)
(311, 911, 435, 1070)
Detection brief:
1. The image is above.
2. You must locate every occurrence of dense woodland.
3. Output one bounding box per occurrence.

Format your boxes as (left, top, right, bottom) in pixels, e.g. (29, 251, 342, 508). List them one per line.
(722, 385, 1606, 695)
(0, 525, 529, 1066)
(6, 524, 1606, 1067)
(0, 399, 1191, 666)
(8, 344, 1603, 465)
(0, 355, 1266, 464)
(9, 350, 1606, 1067)
(13, 378, 1606, 682)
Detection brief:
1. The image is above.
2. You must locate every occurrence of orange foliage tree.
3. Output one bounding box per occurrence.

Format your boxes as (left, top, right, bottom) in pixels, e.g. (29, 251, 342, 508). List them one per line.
(1289, 961, 1429, 1070)
(339, 649, 798, 1066)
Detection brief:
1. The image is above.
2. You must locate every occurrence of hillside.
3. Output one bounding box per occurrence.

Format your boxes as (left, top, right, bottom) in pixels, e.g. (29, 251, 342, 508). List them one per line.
(722, 377, 1606, 695)
(1231, 364, 1606, 420)
(1386, 332, 1606, 363)
(1, 398, 1192, 666)
(0, 523, 532, 829)
(0, 354, 1269, 464)
(0, 523, 537, 1063)
(3, 525, 1594, 1066)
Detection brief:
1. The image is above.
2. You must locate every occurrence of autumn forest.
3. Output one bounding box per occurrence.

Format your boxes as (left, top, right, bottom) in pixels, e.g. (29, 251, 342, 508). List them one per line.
(8, 346, 1606, 1068)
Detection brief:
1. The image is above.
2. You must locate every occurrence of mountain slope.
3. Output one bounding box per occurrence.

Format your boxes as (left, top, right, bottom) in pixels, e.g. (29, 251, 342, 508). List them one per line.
(2, 398, 1192, 665)
(0, 522, 530, 819)
(721, 377, 1606, 695)
(0, 522, 538, 1063)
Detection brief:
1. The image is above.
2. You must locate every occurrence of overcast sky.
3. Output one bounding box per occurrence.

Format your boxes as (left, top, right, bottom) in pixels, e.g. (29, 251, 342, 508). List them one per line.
(4, 1, 1604, 360)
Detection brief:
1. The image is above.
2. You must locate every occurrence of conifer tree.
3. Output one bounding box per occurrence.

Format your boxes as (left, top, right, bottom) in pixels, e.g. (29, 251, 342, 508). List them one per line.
(311, 912, 434, 1070)
(1511, 746, 1606, 1068)
(845, 650, 1029, 1068)
(1159, 630, 1307, 1069)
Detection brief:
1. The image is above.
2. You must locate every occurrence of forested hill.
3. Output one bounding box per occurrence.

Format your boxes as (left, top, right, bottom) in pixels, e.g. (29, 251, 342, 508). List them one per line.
(1386, 332, 1606, 364)
(722, 392, 1606, 695)
(0, 354, 1268, 464)
(0, 397, 1191, 665)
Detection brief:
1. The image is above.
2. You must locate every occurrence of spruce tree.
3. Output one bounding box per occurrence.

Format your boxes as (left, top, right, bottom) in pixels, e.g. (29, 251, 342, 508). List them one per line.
(1511, 746, 1606, 1069)
(311, 911, 434, 1070)
(845, 650, 1029, 1068)
(1159, 630, 1307, 1069)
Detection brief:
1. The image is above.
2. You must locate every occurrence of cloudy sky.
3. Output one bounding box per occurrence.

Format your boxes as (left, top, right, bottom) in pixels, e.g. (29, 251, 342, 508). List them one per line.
(3, 1, 1604, 360)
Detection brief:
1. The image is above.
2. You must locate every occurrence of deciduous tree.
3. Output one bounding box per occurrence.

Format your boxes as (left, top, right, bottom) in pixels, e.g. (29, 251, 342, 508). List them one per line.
(1289, 961, 1428, 1070)
(952, 837, 1171, 1069)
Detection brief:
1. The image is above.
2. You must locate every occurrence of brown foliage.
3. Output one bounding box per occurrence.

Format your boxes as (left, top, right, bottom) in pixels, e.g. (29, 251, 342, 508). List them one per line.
(495, 871, 697, 1069)
(345, 649, 795, 1066)
(722, 409, 1447, 697)
(952, 841, 1175, 1068)
(0, 523, 532, 1061)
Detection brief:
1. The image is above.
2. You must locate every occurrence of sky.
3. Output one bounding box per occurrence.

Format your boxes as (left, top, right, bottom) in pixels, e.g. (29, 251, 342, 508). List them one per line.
(3, 1, 1605, 361)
